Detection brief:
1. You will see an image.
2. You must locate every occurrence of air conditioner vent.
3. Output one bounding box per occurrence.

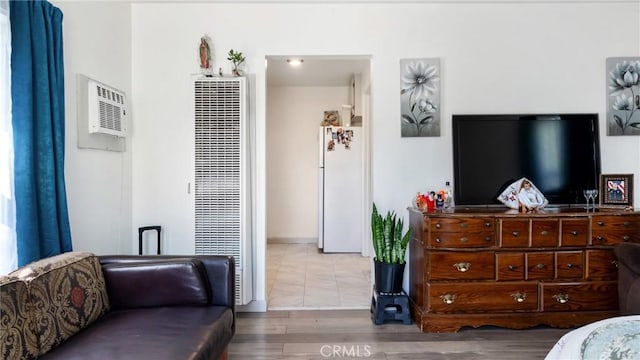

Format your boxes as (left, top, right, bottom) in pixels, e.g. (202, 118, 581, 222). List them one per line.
(88, 79, 127, 137)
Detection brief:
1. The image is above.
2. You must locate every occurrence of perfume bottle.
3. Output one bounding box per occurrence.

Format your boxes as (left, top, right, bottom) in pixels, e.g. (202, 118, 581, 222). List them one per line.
(436, 194, 444, 210)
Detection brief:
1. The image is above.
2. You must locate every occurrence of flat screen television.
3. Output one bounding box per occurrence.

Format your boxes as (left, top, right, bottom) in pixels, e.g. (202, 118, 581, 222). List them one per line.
(452, 114, 601, 207)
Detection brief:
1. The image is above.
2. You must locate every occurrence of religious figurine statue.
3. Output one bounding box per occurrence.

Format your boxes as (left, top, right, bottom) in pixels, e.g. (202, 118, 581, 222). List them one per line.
(199, 36, 212, 76)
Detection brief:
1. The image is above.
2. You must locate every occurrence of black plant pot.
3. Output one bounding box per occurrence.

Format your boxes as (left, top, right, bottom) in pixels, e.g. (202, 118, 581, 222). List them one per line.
(374, 260, 405, 294)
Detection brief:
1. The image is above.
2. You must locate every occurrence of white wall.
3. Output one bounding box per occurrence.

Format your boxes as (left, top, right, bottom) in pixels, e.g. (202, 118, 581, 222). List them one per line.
(57, 1, 132, 255)
(128, 2, 639, 306)
(266, 86, 349, 240)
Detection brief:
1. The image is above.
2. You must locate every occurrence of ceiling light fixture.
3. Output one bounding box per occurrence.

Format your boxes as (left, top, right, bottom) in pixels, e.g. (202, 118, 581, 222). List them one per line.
(287, 59, 304, 66)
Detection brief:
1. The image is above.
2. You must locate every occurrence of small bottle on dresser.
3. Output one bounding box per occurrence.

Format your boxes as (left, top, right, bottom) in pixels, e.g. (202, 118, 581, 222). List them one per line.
(444, 181, 453, 208)
(436, 194, 444, 210)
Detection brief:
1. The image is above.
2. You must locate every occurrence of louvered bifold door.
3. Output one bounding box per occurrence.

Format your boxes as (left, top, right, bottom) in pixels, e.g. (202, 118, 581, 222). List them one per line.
(194, 78, 252, 305)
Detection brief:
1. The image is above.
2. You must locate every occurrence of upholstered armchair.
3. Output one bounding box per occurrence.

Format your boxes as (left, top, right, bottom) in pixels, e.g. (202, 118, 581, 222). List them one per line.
(614, 242, 640, 315)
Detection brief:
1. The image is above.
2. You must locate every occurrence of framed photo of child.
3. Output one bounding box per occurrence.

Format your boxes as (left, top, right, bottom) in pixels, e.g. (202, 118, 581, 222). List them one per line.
(600, 174, 634, 208)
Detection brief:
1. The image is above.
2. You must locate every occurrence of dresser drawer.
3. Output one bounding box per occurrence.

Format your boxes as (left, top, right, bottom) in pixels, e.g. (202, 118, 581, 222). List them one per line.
(560, 218, 589, 247)
(526, 252, 554, 280)
(501, 219, 530, 247)
(592, 215, 640, 231)
(531, 219, 559, 247)
(496, 252, 524, 281)
(556, 251, 584, 280)
(428, 282, 538, 313)
(591, 215, 640, 245)
(585, 249, 618, 280)
(428, 252, 494, 280)
(591, 231, 640, 246)
(540, 282, 618, 312)
(430, 217, 494, 233)
(429, 218, 495, 248)
(430, 232, 495, 248)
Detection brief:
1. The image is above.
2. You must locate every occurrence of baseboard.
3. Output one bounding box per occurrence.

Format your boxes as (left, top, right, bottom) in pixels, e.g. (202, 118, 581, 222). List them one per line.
(237, 300, 267, 312)
(267, 237, 317, 244)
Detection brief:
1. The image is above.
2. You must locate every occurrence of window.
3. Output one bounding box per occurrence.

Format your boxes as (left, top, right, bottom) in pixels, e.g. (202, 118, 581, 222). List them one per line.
(0, 0, 17, 275)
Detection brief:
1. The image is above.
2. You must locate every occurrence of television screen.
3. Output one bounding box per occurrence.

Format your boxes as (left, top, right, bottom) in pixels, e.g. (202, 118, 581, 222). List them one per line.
(452, 114, 601, 206)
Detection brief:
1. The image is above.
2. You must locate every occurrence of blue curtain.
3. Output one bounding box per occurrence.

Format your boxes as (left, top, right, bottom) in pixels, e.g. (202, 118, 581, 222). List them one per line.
(10, 0, 72, 266)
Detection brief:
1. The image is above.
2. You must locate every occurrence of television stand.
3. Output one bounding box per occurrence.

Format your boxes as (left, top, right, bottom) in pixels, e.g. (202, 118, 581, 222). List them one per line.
(407, 206, 640, 332)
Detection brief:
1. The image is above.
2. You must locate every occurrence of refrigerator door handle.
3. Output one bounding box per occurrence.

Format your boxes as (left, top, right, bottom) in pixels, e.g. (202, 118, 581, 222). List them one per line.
(318, 127, 325, 168)
(318, 127, 325, 249)
(318, 168, 324, 249)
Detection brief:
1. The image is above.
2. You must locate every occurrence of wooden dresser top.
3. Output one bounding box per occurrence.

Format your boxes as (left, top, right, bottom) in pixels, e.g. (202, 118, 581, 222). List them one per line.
(408, 206, 639, 218)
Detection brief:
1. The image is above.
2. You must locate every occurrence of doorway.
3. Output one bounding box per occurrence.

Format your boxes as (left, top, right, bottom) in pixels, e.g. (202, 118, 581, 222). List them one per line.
(265, 55, 372, 309)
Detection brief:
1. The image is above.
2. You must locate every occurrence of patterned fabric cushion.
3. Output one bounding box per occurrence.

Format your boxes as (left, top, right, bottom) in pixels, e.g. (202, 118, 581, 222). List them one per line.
(0, 275, 39, 360)
(580, 319, 640, 359)
(546, 315, 640, 359)
(10, 252, 111, 355)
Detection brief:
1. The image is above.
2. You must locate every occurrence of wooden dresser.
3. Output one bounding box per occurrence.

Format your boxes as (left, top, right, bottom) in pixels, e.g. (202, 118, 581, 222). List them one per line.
(408, 206, 640, 332)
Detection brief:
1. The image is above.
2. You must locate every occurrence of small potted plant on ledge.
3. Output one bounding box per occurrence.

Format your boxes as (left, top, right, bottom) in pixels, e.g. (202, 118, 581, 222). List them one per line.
(371, 203, 412, 294)
(227, 49, 245, 76)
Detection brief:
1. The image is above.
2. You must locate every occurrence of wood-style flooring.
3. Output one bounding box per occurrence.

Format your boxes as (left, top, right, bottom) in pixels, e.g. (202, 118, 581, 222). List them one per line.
(229, 310, 571, 359)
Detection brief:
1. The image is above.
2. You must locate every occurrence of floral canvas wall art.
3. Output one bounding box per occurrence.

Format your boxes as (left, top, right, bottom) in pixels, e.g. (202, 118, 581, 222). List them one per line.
(400, 58, 440, 137)
(606, 57, 640, 136)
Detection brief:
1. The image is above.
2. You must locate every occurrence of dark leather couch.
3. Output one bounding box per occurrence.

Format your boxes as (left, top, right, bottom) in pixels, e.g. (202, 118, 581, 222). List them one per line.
(46, 255, 235, 360)
(1, 252, 235, 360)
(614, 242, 640, 315)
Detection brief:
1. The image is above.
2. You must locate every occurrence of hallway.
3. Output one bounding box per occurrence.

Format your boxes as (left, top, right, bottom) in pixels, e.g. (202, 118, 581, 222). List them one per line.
(266, 243, 371, 310)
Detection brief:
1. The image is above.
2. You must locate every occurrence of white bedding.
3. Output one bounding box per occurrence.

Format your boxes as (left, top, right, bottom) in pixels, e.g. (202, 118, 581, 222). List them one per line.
(545, 315, 640, 360)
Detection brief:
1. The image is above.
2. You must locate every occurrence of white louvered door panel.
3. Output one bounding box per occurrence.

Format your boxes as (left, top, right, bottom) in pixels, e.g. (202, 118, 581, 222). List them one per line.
(194, 78, 252, 305)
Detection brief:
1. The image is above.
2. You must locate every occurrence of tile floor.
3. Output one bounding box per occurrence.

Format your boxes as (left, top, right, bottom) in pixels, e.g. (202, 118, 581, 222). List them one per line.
(266, 243, 372, 310)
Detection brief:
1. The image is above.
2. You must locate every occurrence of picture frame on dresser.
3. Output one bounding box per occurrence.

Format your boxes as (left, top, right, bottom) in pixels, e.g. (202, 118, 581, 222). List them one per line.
(600, 174, 633, 208)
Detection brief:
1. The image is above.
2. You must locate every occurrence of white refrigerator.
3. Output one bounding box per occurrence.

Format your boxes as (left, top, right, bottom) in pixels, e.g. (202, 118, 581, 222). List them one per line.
(318, 126, 363, 253)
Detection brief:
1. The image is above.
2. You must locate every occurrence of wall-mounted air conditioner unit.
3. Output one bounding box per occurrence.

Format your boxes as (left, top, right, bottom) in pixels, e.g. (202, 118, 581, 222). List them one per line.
(88, 79, 127, 137)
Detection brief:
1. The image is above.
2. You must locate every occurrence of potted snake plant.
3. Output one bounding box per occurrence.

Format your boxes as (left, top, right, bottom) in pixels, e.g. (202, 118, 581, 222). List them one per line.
(371, 203, 412, 294)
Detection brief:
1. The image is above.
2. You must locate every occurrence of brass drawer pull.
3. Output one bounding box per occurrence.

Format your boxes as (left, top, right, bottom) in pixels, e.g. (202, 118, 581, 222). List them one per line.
(435, 223, 442, 229)
(623, 235, 630, 242)
(460, 223, 469, 229)
(570, 231, 578, 236)
(595, 236, 604, 242)
(540, 230, 549, 236)
(485, 236, 492, 242)
(612, 260, 619, 268)
(511, 292, 527, 303)
(484, 222, 492, 228)
(567, 263, 574, 269)
(553, 293, 569, 304)
(512, 231, 520, 237)
(597, 221, 605, 226)
(508, 265, 517, 271)
(435, 238, 442, 243)
(623, 221, 630, 227)
(453, 262, 471, 272)
(459, 237, 468, 244)
(440, 294, 457, 304)
(536, 263, 546, 269)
